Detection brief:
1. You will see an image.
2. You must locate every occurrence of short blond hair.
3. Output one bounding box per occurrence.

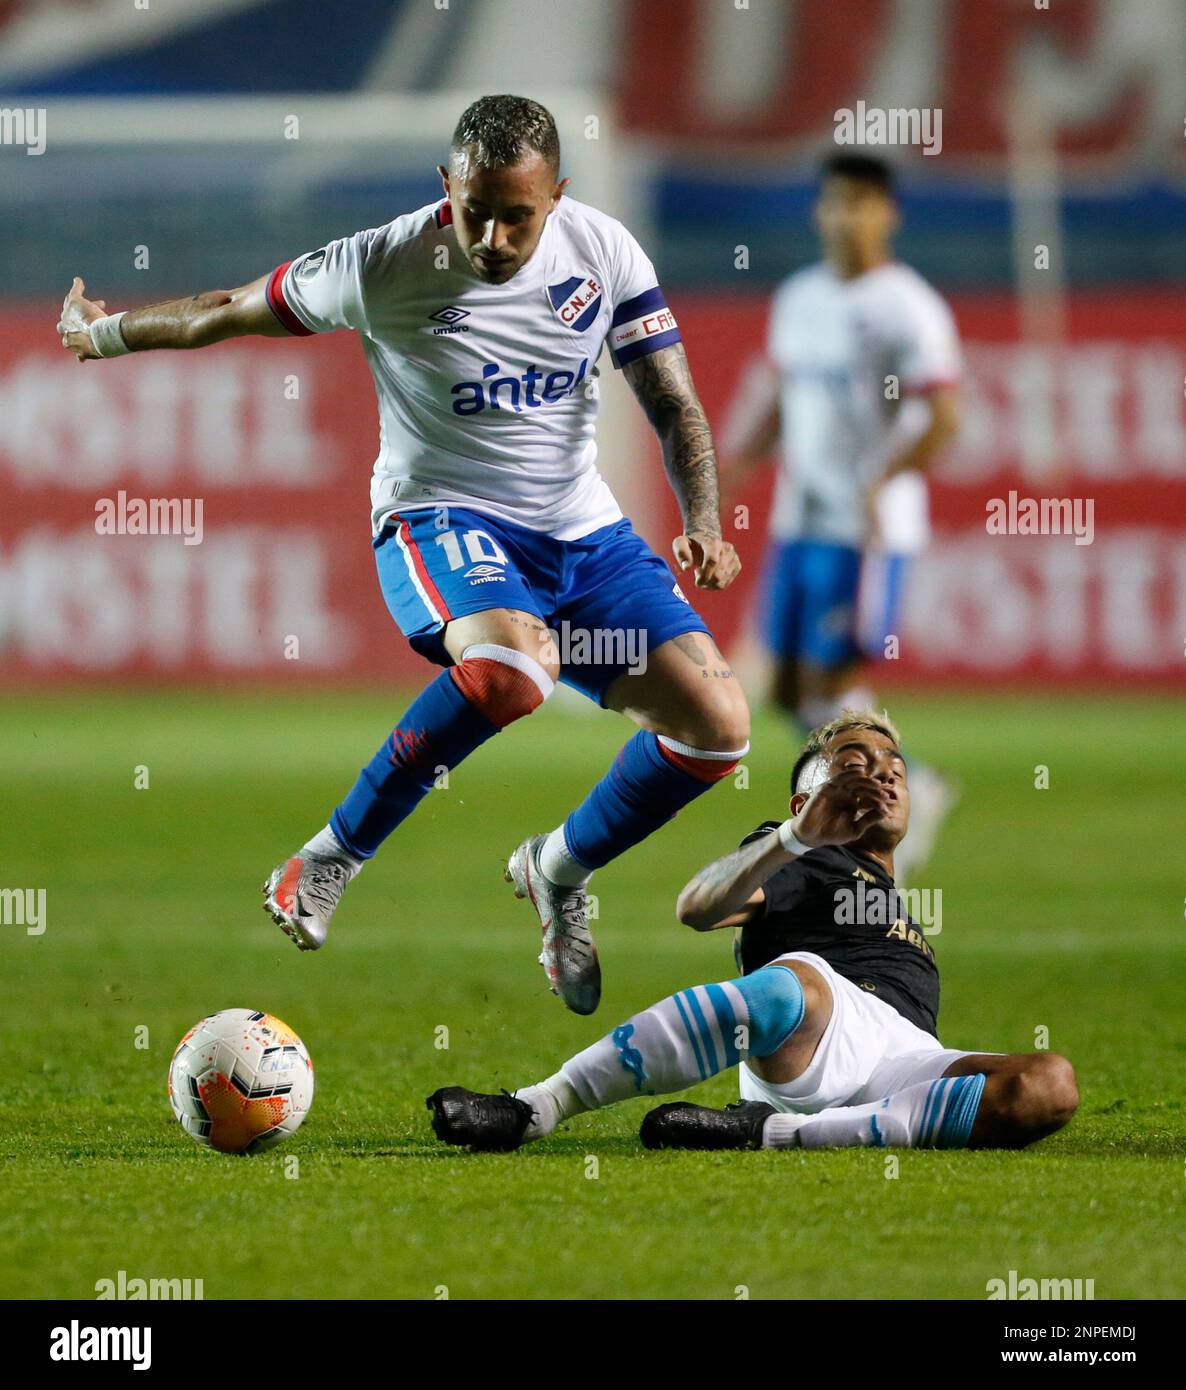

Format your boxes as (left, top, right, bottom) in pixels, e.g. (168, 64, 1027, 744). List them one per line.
(791, 708, 902, 793)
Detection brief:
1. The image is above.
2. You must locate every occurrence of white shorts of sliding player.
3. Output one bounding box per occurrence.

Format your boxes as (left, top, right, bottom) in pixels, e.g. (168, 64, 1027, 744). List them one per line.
(738, 951, 995, 1113)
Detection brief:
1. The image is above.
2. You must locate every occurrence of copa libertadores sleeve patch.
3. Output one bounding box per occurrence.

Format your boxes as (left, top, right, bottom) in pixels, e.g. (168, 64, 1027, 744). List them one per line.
(608, 287, 681, 368)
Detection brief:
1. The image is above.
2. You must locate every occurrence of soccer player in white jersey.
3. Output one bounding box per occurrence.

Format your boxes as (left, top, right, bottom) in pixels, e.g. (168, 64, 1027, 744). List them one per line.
(724, 154, 962, 882)
(58, 95, 749, 1015)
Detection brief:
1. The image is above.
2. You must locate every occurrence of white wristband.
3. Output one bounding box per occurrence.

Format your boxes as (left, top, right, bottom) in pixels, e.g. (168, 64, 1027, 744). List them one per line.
(88, 312, 130, 358)
(777, 819, 814, 857)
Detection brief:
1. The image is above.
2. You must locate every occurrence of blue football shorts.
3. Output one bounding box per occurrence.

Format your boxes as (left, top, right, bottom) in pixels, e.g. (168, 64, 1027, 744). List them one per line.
(374, 506, 714, 706)
(760, 537, 909, 668)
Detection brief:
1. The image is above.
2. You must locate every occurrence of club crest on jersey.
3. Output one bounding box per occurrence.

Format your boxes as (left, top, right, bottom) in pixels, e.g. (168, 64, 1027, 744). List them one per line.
(548, 275, 603, 333)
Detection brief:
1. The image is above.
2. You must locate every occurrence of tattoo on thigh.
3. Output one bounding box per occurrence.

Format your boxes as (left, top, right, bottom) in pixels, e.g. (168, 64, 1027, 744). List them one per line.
(673, 632, 735, 680)
(507, 613, 548, 635)
(673, 633, 708, 667)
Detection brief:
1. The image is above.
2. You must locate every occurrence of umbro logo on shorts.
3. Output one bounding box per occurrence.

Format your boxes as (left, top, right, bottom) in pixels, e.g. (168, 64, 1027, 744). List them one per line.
(465, 563, 505, 582)
(428, 306, 470, 335)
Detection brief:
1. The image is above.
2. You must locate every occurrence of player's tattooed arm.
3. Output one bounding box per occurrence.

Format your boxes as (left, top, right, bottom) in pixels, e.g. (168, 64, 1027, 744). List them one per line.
(57, 273, 287, 361)
(676, 832, 789, 931)
(622, 344, 741, 591)
(623, 344, 718, 530)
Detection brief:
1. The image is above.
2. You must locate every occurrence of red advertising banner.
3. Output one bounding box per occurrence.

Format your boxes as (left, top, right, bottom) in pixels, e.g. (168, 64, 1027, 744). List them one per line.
(620, 0, 1184, 169)
(2, 293, 1184, 686)
(0, 321, 426, 684)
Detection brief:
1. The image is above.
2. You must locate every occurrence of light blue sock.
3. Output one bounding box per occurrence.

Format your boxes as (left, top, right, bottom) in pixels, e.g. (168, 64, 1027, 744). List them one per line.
(765, 1072, 987, 1149)
(558, 965, 805, 1109)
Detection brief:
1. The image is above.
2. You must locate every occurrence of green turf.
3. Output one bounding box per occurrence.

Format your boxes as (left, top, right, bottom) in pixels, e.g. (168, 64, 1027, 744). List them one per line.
(1, 688, 1182, 1300)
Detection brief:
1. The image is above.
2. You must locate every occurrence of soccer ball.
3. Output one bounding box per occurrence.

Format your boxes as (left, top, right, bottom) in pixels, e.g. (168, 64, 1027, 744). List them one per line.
(168, 1009, 314, 1154)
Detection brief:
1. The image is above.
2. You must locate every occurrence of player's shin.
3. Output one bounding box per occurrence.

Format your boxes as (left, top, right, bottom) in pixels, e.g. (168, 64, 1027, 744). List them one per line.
(330, 644, 552, 858)
(762, 1072, 986, 1150)
(549, 730, 748, 882)
(518, 965, 804, 1140)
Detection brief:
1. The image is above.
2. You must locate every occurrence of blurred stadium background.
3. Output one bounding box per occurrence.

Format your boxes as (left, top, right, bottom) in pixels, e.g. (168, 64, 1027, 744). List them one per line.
(3, 0, 1186, 1306)
(2, 0, 1184, 693)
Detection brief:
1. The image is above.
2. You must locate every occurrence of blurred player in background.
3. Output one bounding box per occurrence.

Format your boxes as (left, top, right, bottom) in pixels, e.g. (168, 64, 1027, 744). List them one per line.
(722, 154, 962, 883)
(58, 95, 747, 1017)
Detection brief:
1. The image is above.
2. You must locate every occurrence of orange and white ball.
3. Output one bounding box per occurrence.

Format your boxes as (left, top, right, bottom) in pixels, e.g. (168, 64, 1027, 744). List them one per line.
(168, 1009, 314, 1154)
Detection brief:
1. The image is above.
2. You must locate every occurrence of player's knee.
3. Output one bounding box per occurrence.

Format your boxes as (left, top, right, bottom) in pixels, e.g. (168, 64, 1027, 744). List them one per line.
(1032, 1053, 1079, 1126)
(731, 964, 806, 1058)
(687, 679, 751, 754)
(449, 643, 555, 728)
(786, 962, 830, 1028)
(999, 1054, 1079, 1137)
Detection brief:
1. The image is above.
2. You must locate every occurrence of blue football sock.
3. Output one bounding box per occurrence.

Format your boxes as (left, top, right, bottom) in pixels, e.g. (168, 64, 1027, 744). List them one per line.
(329, 644, 553, 859)
(330, 670, 498, 859)
(560, 729, 747, 872)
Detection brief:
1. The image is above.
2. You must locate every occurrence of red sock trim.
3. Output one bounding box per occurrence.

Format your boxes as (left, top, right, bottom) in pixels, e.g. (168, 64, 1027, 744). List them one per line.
(657, 743, 742, 783)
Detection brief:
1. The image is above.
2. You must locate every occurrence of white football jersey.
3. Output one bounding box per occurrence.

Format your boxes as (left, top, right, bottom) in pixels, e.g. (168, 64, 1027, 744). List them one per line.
(766, 260, 961, 554)
(266, 196, 681, 540)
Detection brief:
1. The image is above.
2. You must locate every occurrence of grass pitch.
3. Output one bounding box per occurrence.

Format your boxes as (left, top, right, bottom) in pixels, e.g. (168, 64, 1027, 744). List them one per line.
(0, 688, 1182, 1300)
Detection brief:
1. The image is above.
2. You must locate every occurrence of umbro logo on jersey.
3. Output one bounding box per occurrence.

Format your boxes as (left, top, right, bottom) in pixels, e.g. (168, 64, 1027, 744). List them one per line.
(548, 275, 603, 333)
(428, 305, 470, 335)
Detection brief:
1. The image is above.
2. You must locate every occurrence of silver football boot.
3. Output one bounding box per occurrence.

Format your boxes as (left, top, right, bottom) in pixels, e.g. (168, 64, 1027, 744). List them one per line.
(505, 834, 601, 1015)
(262, 853, 354, 951)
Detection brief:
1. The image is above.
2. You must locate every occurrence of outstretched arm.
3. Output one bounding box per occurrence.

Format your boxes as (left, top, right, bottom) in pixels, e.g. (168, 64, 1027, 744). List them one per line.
(622, 342, 740, 591)
(57, 273, 288, 362)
